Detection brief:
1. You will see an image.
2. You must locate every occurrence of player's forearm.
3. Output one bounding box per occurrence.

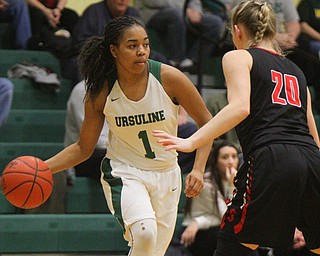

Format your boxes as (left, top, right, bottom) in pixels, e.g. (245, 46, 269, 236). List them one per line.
(190, 103, 249, 150)
(45, 143, 92, 174)
(192, 141, 213, 174)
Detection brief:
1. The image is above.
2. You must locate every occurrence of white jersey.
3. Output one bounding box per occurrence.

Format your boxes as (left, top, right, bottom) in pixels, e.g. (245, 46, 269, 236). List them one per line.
(104, 60, 179, 171)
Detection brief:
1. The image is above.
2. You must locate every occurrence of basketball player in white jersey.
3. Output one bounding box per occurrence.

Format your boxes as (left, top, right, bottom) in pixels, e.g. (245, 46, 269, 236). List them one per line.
(42, 16, 213, 255)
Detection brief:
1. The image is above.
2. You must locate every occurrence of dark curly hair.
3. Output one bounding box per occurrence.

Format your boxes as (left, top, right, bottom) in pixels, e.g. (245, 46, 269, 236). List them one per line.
(78, 16, 146, 101)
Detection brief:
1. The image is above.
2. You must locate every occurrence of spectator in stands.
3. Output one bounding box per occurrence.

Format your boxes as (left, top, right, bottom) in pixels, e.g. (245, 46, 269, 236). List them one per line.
(297, 0, 320, 58)
(135, 0, 188, 68)
(135, 0, 225, 70)
(26, 0, 79, 36)
(25, 0, 79, 60)
(0, 0, 32, 49)
(185, 0, 229, 66)
(64, 80, 109, 181)
(62, 0, 167, 84)
(180, 140, 239, 256)
(72, 0, 143, 55)
(0, 77, 13, 127)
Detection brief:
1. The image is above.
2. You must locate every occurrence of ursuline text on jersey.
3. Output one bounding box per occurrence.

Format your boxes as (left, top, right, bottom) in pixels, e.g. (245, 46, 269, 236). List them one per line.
(115, 110, 165, 127)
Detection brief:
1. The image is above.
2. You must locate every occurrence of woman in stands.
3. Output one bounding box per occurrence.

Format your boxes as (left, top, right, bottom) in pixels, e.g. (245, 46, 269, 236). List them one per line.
(40, 16, 212, 256)
(153, 1, 320, 255)
(180, 140, 239, 256)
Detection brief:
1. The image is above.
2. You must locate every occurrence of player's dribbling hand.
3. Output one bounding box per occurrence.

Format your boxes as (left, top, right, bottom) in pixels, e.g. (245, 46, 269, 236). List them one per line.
(152, 130, 194, 152)
(185, 170, 204, 198)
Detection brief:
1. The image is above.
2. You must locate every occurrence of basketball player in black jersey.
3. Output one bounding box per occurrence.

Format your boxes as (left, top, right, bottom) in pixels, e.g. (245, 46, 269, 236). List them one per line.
(154, 1, 320, 255)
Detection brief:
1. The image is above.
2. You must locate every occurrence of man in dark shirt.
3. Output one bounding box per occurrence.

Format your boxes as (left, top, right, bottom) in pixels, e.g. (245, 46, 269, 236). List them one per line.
(73, 0, 142, 54)
(62, 0, 167, 84)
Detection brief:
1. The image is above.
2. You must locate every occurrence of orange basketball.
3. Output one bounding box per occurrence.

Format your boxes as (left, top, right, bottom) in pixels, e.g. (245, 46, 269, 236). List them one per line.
(1, 156, 54, 209)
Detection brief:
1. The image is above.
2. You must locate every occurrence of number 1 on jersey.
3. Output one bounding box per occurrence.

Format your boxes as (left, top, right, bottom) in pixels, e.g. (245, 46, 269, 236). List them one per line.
(138, 130, 156, 159)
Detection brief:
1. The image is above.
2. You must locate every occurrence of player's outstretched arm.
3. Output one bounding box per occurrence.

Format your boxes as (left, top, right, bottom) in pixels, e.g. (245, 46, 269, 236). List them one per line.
(152, 130, 194, 152)
(154, 50, 252, 153)
(158, 64, 213, 197)
(46, 89, 107, 174)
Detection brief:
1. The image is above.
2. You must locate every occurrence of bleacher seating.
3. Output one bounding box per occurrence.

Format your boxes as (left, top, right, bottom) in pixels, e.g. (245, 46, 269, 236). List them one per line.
(9, 78, 72, 110)
(0, 50, 62, 76)
(0, 213, 129, 254)
(0, 109, 65, 143)
(66, 177, 109, 214)
(0, 49, 70, 172)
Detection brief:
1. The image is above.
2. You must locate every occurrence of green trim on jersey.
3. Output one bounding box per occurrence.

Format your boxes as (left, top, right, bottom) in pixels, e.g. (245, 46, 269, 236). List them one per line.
(107, 60, 161, 93)
(101, 158, 125, 232)
(148, 59, 161, 83)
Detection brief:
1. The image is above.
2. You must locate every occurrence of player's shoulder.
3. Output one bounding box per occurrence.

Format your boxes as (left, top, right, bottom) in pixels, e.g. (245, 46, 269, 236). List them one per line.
(222, 49, 253, 69)
(159, 61, 186, 81)
(223, 49, 252, 62)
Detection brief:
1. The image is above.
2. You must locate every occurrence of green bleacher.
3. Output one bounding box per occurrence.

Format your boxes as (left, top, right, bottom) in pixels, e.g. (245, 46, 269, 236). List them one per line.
(0, 109, 65, 143)
(66, 177, 109, 214)
(0, 213, 129, 254)
(9, 78, 72, 109)
(0, 48, 72, 172)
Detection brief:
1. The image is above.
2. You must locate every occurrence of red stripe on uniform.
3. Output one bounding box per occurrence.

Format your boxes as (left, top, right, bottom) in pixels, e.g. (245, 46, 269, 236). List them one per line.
(234, 167, 253, 234)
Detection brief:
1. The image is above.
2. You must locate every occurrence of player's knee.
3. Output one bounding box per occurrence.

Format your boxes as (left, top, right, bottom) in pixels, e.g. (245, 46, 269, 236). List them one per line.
(135, 225, 156, 246)
(130, 219, 157, 253)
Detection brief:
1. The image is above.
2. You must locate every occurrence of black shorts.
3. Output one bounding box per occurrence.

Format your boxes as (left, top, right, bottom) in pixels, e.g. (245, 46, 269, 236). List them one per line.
(218, 143, 320, 250)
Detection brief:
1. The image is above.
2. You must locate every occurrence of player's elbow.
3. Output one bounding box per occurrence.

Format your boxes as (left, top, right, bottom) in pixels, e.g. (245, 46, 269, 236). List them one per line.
(82, 148, 95, 161)
(236, 104, 250, 120)
(76, 143, 95, 161)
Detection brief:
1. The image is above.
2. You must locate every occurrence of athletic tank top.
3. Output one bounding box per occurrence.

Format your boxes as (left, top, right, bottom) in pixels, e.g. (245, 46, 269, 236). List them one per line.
(236, 48, 318, 158)
(104, 60, 179, 171)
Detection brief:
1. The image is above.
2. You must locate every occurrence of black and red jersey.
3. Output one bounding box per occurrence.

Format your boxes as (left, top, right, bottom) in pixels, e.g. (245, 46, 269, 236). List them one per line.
(236, 47, 318, 158)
